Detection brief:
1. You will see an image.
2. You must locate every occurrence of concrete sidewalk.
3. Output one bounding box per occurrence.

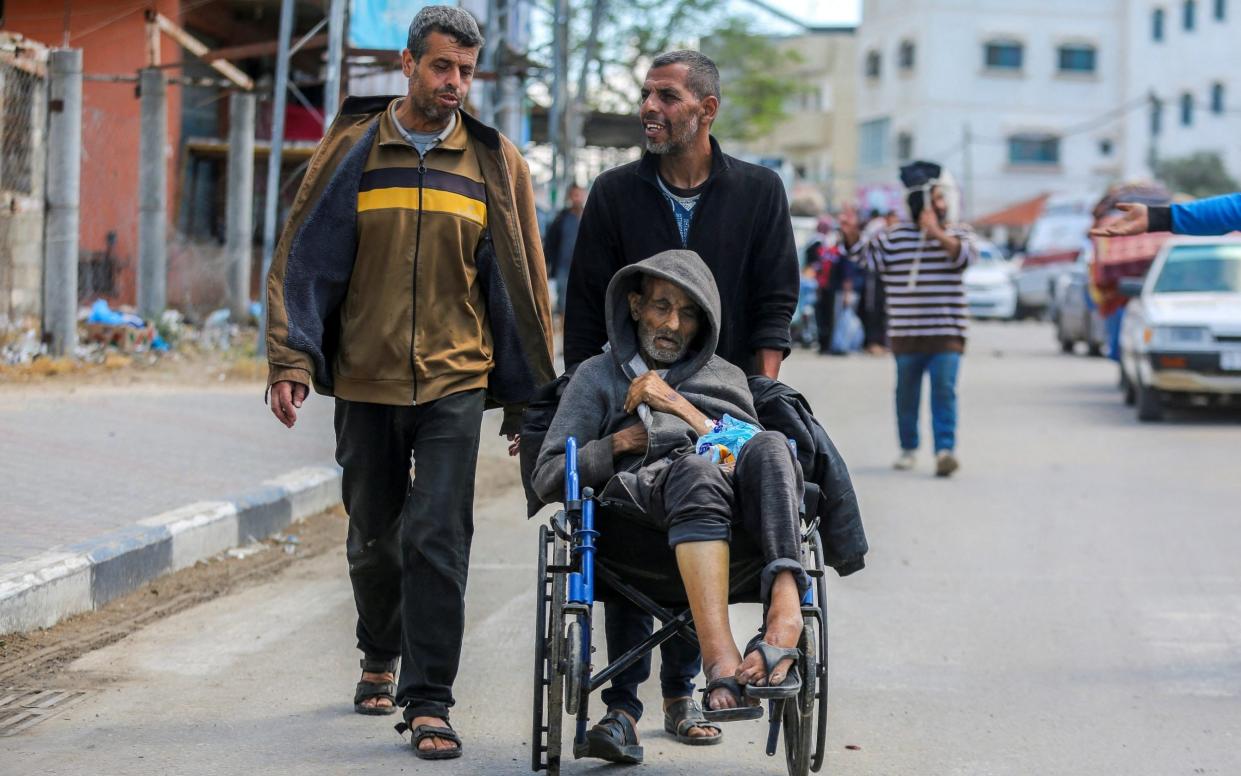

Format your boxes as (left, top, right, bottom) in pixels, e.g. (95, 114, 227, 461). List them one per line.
(0, 383, 336, 566)
(0, 382, 341, 632)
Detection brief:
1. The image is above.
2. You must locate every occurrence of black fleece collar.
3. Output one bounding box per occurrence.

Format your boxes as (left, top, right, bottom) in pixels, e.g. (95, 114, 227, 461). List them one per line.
(337, 94, 500, 150)
(635, 135, 731, 191)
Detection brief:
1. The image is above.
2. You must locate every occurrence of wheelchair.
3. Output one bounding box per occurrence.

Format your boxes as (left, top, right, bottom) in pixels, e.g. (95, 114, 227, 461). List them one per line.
(531, 436, 832, 776)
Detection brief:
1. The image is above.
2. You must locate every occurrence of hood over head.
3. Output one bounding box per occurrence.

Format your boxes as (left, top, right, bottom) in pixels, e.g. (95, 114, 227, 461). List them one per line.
(604, 249, 721, 385)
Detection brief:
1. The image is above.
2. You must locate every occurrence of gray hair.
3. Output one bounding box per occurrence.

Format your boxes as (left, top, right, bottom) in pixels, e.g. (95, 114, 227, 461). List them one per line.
(407, 5, 485, 61)
(650, 50, 721, 101)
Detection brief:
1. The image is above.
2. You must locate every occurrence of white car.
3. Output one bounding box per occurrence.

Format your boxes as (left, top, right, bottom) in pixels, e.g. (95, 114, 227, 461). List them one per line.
(1119, 237, 1241, 421)
(964, 240, 1018, 319)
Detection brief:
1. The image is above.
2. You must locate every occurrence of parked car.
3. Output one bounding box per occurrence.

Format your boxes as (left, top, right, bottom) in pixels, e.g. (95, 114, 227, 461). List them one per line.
(1013, 196, 1094, 318)
(1118, 237, 1241, 421)
(1052, 245, 1107, 355)
(964, 240, 1017, 319)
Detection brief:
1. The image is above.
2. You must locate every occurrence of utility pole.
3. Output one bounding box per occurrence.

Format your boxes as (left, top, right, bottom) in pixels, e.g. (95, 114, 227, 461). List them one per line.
(258, 0, 295, 356)
(323, 0, 346, 128)
(226, 92, 256, 322)
(43, 48, 82, 356)
(548, 0, 569, 206)
(137, 67, 167, 318)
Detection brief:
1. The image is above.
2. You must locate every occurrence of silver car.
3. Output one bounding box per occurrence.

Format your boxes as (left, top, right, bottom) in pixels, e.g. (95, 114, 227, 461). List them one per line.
(1118, 238, 1241, 421)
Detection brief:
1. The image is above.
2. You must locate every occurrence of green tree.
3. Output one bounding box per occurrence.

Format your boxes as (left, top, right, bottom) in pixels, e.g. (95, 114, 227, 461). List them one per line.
(703, 19, 808, 142)
(1155, 152, 1240, 199)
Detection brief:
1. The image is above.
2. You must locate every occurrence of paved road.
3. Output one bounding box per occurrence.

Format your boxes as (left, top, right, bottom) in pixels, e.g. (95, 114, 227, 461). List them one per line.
(0, 383, 338, 565)
(5, 322, 1241, 774)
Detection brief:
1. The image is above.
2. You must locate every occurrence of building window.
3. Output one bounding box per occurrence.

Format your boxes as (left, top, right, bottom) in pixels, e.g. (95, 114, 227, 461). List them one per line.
(898, 40, 915, 70)
(1008, 134, 1060, 165)
(984, 40, 1024, 70)
(1180, 92, 1194, 125)
(1099, 138, 1114, 156)
(1057, 45, 1097, 73)
(1216, 0, 1227, 20)
(1212, 82, 1225, 113)
(1184, 0, 1197, 29)
(1151, 96, 1164, 135)
(896, 131, 913, 162)
(865, 50, 881, 79)
(1153, 7, 1165, 40)
(859, 117, 891, 168)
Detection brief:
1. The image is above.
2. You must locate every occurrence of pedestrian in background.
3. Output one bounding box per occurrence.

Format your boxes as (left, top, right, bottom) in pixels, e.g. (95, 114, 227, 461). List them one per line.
(542, 182, 587, 315)
(264, 5, 554, 760)
(842, 161, 977, 477)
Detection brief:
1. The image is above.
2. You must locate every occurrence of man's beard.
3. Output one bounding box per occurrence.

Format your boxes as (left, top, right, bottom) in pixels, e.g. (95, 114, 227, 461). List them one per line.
(638, 323, 689, 365)
(645, 110, 700, 155)
(409, 72, 459, 123)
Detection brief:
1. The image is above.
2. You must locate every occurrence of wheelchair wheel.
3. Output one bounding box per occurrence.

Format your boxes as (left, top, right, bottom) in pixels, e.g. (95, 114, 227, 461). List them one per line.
(809, 531, 831, 773)
(531, 525, 567, 774)
(564, 619, 586, 715)
(782, 622, 816, 776)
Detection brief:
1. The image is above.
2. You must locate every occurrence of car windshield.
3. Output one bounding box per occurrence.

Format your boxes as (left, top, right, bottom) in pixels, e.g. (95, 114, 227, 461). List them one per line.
(1152, 244, 1241, 294)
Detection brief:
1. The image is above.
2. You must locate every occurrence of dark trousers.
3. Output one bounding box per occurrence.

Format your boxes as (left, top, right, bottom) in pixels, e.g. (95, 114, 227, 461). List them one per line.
(601, 432, 808, 721)
(334, 389, 485, 722)
(815, 289, 837, 354)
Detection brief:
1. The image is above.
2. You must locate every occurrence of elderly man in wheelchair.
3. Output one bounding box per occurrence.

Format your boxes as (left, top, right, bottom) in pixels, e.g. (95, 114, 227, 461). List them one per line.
(530, 249, 820, 768)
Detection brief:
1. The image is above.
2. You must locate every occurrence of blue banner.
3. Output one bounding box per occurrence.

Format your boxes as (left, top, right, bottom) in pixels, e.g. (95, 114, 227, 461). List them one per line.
(349, 0, 435, 50)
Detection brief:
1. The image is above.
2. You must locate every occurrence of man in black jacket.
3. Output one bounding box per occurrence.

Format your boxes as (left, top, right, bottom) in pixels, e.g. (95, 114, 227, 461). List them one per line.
(562, 49, 799, 757)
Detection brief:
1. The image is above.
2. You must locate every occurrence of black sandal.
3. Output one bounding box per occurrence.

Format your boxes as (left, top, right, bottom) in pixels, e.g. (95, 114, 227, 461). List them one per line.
(741, 635, 802, 700)
(700, 677, 764, 722)
(395, 719, 463, 760)
(573, 709, 644, 764)
(663, 698, 723, 745)
(354, 657, 398, 716)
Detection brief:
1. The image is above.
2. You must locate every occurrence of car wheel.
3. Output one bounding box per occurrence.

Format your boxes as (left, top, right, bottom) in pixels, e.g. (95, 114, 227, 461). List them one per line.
(1086, 342, 1104, 358)
(1135, 379, 1164, 422)
(1060, 338, 1074, 354)
(1120, 368, 1136, 405)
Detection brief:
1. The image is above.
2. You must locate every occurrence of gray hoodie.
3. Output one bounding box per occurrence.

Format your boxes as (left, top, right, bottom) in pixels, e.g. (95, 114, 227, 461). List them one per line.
(531, 250, 758, 513)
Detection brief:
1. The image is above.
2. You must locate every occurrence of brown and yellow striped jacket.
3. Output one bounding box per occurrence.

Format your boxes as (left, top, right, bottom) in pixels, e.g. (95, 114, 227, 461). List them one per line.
(265, 97, 554, 432)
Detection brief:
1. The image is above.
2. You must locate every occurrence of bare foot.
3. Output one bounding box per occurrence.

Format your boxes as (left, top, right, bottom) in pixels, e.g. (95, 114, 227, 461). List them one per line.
(358, 670, 394, 711)
(736, 574, 803, 688)
(410, 715, 458, 754)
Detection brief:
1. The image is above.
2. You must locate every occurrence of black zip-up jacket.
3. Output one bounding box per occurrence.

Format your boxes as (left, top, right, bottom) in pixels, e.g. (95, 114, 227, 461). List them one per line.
(563, 137, 799, 372)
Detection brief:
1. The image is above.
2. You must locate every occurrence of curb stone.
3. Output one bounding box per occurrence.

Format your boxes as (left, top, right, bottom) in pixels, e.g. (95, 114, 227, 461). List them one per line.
(0, 465, 342, 635)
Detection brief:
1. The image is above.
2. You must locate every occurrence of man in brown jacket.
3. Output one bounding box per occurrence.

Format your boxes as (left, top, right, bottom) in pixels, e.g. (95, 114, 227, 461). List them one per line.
(264, 6, 553, 760)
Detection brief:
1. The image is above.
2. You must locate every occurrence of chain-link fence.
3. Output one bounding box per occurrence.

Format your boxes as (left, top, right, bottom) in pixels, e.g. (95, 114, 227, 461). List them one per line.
(0, 35, 47, 326)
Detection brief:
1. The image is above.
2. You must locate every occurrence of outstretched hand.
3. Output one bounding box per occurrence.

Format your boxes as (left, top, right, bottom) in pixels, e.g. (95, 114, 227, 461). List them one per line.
(269, 380, 309, 428)
(1090, 203, 1148, 237)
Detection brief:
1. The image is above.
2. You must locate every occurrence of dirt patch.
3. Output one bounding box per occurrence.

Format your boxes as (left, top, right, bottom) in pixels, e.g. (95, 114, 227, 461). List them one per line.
(0, 507, 348, 685)
(0, 345, 266, 396)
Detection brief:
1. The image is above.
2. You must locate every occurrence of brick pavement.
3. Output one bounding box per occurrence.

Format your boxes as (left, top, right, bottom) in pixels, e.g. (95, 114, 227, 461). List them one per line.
(0, 384, 338, 565)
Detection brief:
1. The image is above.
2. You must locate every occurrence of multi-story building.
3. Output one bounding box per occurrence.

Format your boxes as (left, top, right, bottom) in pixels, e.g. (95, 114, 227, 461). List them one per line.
(856, 0, 1127, 219)
(731, 27, 859, 209)
(1118, 0, 1241, 184)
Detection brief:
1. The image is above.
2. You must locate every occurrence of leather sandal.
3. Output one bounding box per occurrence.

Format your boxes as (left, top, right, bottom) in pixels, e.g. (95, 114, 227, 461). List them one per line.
(395, 719, 463, 760)
(741, 635, 802, 700)
(573, 709, 643, 764)
(663, 698, 723, 745)
(354, 657, 398, 716)
(700, 676, 764, 722)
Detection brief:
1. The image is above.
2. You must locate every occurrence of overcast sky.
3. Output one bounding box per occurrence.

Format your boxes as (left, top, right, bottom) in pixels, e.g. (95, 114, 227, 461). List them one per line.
(741, 0, 862, 32)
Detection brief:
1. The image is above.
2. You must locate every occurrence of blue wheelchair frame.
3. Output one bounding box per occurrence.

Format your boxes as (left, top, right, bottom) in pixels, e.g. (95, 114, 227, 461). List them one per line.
(531, 436, 832, 776)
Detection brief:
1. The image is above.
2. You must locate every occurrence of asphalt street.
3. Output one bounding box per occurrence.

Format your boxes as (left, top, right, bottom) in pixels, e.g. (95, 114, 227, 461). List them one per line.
(4, 321, 1240, 775)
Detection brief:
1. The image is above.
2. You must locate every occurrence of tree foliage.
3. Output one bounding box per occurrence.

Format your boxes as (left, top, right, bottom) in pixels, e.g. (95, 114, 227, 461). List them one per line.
(1156, 152, 1240, 199)
(704, 19, 808, 142)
